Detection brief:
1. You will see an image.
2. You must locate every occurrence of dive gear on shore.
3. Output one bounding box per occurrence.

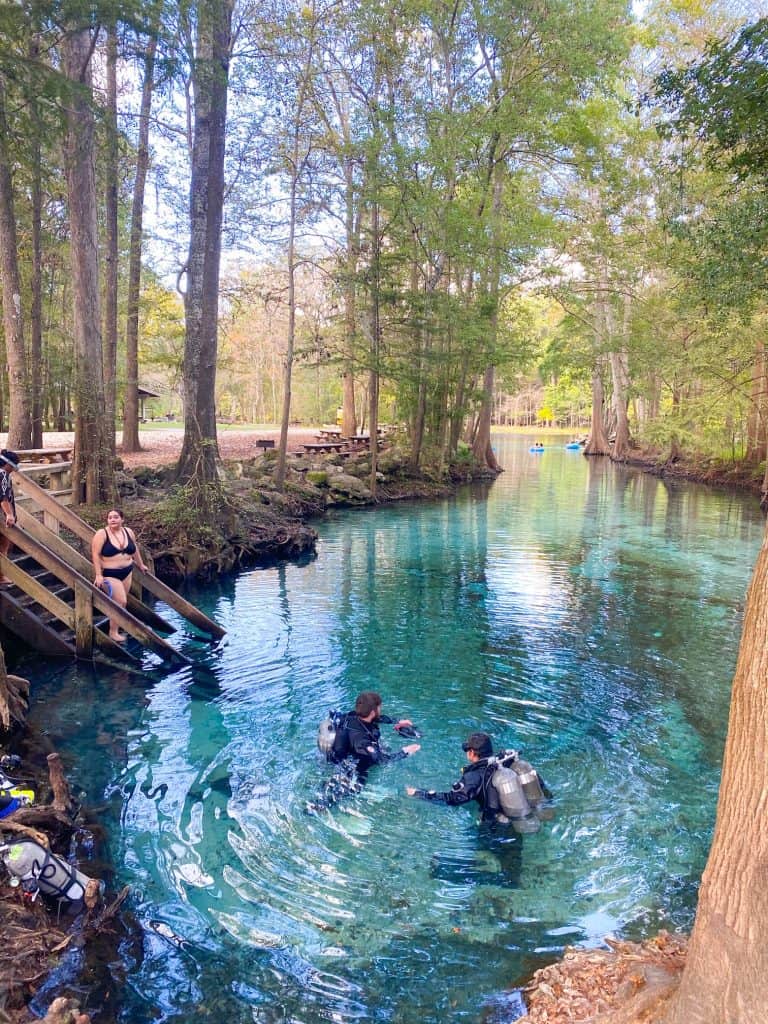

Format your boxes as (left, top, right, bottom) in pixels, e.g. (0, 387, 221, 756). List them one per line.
(0, 839, 100, 904)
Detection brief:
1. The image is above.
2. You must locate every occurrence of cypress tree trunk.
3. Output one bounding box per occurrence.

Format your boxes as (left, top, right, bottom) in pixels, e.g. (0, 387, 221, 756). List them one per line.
(29, 39, 43, 448)
(176, 0, 233, 492)
(661, 521, 768, 1024)
(0, 77, 32, 448)
(103, 25, 119, 440)
(61, 27, 114, 504)
(123, 30, 157, 454)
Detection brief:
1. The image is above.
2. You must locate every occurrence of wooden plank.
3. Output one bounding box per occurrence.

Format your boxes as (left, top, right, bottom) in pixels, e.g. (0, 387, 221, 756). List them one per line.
(13, 473, 224, 639)
(0, 554, 75, 629)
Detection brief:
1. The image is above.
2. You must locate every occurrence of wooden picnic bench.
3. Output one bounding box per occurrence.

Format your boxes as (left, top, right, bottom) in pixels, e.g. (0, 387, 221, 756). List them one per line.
(16, 447, 73, 463)
(302, 441, 351, 454)
(317, 426, 342, 439)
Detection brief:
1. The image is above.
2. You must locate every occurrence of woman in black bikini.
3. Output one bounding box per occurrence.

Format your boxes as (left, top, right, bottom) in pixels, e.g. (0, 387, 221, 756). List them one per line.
(91, 508, 148, 642)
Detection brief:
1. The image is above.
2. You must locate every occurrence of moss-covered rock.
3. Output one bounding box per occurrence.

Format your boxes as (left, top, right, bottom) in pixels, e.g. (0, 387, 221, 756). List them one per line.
(326, 473, 373, 503)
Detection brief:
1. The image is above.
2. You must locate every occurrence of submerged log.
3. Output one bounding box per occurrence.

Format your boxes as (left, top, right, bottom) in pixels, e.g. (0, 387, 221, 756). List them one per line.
(47, 752, 75, 815)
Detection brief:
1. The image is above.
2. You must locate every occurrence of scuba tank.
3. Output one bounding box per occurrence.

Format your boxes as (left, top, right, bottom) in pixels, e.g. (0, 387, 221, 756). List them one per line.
(0, 839, 98, 904)
(0, 778, 35, 812)
(490, 751, 544, 834)
(511, 758, 546, 806)
(317, 711, 346, 759)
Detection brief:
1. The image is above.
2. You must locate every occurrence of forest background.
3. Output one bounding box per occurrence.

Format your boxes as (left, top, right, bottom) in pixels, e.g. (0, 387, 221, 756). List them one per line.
(2, 0, 768, 504)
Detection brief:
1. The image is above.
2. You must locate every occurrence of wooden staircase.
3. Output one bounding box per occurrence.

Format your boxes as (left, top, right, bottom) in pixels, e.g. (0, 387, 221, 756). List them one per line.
(0, 472, 225, 668)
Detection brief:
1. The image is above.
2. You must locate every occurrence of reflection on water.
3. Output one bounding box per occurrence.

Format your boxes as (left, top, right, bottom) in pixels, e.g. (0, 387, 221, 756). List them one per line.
(19, 436, 764, 1023)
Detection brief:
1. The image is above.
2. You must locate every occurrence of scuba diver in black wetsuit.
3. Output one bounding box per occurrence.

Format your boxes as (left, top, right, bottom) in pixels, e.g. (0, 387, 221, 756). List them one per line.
(329, 691, 421, 780)
(308, 691, 420, 813)
(406, 731, 500, 818)
(406, 731, 552, 887)
(406, 731, 552, 826)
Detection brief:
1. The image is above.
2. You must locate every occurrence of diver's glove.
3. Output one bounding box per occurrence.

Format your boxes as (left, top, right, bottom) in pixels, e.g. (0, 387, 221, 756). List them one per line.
(394, 722, 422, 739)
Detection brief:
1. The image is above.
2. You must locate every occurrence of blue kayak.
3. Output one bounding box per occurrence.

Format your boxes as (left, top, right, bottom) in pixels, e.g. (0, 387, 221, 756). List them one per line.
(565, 442, 582, 450)
(529, 445, 545, 453)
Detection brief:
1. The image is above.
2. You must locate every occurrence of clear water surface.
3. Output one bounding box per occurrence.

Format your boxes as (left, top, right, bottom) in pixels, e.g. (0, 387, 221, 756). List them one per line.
(18, 435, 765, 1023)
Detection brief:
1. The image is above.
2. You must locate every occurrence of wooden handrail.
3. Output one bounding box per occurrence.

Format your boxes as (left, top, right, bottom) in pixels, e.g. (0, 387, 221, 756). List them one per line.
(0, 525, 189, 666)
(14, 473, 225, 639)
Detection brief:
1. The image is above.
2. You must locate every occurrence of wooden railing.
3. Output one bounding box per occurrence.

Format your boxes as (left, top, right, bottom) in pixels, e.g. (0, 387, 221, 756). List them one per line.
(8, 472, 225, 652)
(0, 524, 189, 665)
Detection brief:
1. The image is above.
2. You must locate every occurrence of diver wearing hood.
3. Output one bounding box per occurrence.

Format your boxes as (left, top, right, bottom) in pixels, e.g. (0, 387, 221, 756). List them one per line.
(406, 731, 502, 820)
(329, 691, 420, 780)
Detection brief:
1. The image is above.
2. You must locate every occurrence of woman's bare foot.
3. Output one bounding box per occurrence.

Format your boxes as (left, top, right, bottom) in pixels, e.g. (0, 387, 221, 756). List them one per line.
(109, 631, 127, 643)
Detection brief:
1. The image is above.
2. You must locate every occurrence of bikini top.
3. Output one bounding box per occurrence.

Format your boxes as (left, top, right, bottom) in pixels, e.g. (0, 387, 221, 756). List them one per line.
(100, 527, 136, 557)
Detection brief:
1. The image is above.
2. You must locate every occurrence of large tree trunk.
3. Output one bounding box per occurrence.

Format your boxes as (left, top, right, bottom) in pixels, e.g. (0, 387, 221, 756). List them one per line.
(29, 40, 43, 448)
(745, 341, 766, 464)
(584, 368, 611, 456)
(609, 349, 631, 460)
(123, 30, 157, 454)
(661, 521, 768, 1024)
(61, 28, 114, 504)
(341, 154, 358, 440)
(103, 26, 119, 441)
(472, 363, 501, 471)
(176, 0, 233, 490)
(0, 77, 32, 449)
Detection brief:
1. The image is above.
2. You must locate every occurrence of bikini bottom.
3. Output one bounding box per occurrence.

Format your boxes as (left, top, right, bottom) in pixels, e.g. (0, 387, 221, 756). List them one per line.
(103, 564, 133, 582)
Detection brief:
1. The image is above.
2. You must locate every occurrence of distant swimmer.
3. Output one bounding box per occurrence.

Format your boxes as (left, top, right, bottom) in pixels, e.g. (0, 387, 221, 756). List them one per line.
(406, 731, 552, 832)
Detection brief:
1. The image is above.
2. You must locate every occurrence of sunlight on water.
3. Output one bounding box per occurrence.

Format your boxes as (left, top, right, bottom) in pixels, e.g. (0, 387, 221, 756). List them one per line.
(20, 436, 765, 1023)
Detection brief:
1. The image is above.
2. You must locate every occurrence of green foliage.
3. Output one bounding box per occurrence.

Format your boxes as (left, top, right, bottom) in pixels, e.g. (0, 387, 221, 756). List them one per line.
(152, 484, 222, 545)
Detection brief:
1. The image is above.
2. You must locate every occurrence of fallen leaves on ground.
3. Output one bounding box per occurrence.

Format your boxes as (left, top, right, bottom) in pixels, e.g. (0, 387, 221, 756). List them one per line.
(516, 931, 687, 1024)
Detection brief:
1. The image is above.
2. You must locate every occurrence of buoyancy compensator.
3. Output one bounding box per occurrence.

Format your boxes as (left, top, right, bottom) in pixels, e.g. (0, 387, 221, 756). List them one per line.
(0, 839, 100, 904)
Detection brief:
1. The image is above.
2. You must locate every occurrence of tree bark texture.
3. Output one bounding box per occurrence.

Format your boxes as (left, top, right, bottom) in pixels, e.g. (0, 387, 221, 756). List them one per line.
(176, 0, 233, 488)
(0, 77, 32, 448)
(30, 42, 43, 448)
(123, 31, 158, 453)
(609, 348, 631, 460)
(61, 28, 114, 504)
(663, 522, 768, 1024)
(103, 26, 119, 440)
(585, 366, 611, 456)
(745, 341, 766, 465)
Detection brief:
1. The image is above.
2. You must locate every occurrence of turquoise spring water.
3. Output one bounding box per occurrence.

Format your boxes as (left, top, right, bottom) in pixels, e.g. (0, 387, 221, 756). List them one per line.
(16, 435, 766, 1023)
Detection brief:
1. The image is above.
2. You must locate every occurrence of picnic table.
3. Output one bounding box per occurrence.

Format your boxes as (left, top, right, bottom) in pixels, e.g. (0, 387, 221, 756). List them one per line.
(317, 426, 342, 439)
(302, 441, 351, 454)
(16, 447, 73, 463)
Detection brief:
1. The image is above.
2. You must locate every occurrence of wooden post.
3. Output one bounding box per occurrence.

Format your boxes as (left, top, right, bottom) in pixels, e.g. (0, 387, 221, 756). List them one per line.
(47, 752, 74, 815)
(73, 581, 93, 657)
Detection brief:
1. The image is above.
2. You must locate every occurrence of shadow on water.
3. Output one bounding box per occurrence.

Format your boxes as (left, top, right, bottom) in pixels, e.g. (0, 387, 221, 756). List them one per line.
(14, 436, 765, 1024)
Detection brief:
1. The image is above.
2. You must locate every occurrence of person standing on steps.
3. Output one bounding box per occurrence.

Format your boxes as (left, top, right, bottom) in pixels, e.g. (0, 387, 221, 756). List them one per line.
(0, 450, 20, 586)
(91, 508, 149, 642)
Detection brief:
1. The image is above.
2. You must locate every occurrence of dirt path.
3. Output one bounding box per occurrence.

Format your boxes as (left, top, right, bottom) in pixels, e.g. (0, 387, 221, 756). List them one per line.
(0, 427, 319, 472)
